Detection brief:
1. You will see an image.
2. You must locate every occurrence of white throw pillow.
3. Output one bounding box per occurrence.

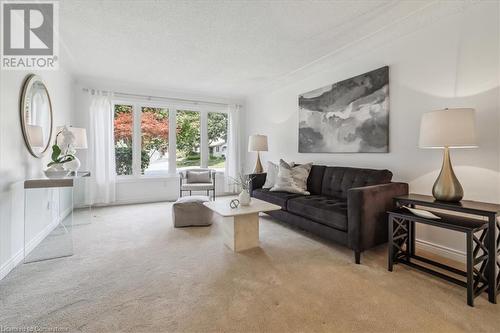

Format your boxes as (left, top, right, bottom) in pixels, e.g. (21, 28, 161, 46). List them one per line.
(270, 159, 310, 195)
(263, 160, 295, 189)
(263, 161, 278, 189)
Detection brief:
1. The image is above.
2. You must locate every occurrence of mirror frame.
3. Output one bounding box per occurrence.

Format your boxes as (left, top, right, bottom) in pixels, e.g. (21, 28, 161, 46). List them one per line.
(20, 74, 54, 158)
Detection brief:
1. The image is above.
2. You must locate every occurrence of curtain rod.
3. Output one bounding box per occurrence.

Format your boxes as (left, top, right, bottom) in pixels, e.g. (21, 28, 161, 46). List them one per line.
(81, 88, 234, 107)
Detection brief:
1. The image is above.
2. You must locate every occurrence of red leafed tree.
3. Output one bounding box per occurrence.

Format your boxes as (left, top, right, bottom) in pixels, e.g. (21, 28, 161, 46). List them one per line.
(114, 111, 133, 145)
(114, 106, 169, 160)
(141, 111, 168, 140)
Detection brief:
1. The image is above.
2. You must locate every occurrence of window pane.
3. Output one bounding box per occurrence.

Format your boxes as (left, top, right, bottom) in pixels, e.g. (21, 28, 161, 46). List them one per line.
(114, 104, 133, 175)
(176, 110, 200, 170)
(208, 112, 228, 171)
(141, 107, 169, 175)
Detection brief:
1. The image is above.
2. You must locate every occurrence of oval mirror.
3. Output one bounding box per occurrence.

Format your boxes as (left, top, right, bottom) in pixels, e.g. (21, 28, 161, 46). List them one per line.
(20, 74, 53, 158)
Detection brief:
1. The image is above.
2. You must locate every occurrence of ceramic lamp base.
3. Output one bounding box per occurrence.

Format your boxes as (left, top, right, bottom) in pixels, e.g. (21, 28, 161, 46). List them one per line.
(253, 152, 263, 174)
(432, 147, 463, 202)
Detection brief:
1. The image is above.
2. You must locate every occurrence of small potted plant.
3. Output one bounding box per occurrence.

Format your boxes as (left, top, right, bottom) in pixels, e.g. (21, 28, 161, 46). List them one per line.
(230, 173, 254, 206)
(44, 130, 75, 178)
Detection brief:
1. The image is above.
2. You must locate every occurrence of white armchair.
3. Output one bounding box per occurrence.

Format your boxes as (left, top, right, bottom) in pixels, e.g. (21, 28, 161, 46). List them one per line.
(179, 168, 216, 200)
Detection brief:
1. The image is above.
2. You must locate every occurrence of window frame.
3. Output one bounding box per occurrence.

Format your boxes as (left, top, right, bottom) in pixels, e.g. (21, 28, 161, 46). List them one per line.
(112, 99, 228, 179)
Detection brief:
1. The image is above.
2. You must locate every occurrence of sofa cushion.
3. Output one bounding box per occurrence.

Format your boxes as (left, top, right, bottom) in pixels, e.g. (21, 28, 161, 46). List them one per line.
(321, 167, 392, 199)
(307, 165, 326, 195)
(252, 188, 302, 210)
(287, 195, 348, 231)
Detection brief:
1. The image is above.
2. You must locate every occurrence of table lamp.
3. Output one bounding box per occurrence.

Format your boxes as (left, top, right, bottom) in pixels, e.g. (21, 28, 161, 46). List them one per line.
(248, 134, 268, 173)
(419, 108, 477, 202)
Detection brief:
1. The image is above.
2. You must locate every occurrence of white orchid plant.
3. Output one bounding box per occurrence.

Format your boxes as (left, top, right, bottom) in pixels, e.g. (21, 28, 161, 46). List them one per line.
(47, 127, 75, 167)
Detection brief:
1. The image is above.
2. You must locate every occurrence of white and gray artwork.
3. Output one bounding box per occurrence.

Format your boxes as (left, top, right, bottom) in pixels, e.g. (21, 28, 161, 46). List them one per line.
(298, 66, 389, 153)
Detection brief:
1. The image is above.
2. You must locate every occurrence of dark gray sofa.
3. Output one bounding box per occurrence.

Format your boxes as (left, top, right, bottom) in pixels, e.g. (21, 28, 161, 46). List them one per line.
(249, 165, 408, 264)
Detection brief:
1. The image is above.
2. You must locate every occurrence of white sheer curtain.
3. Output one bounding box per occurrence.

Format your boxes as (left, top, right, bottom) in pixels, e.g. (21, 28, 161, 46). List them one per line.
(88, 91, 116, 204)
(225, 104, 241, 193)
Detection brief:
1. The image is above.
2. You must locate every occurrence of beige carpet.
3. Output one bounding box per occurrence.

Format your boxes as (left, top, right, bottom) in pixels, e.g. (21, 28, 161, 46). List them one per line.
(1, 200, 499, 332)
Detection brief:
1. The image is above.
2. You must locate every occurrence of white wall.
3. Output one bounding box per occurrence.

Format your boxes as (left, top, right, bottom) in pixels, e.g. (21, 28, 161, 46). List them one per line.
(72, 77, 244, 205)
(243, 2, 500, 260)
(0, 68, 75, 279)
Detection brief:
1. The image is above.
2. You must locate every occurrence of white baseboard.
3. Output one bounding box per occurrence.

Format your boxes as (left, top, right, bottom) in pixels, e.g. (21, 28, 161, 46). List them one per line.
(415, 238, 466, 263)
(25, 208, 70, 255)
(0, 248, 24, 281)
(0, 207, 70, 281)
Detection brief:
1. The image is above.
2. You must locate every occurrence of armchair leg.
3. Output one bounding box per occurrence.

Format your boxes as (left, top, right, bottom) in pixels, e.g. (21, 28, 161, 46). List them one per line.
(354, 251, 361, 264)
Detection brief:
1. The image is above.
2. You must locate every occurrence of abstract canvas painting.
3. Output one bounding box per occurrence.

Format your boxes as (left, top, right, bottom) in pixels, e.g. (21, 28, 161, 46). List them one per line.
(298, 66, 389, 153)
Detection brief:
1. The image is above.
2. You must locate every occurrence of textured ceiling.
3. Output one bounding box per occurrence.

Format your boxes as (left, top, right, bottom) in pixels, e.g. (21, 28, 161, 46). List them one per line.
(60, 0, 432, 98)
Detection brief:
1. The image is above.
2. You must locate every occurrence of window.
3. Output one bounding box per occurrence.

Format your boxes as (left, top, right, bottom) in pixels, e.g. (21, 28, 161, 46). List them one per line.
(141, 107, 169, 175)
(208, 112, 228, 171)
(114, 104, 133, 175)
(176, 110, 201, 170)
(113, 101, 229, 177)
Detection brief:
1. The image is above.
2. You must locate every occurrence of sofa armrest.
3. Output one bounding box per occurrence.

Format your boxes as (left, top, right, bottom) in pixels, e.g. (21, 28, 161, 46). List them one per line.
(347, 182, 409, 252)
(248, 173, 267, 195)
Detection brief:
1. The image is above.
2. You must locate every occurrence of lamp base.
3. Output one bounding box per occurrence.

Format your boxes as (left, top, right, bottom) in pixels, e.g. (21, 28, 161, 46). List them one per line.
(432, 147, 463, 202)
(253, 152, 263, 174)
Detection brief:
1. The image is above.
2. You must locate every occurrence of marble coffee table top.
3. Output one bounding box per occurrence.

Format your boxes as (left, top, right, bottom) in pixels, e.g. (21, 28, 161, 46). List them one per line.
(203, 197, 281, 217)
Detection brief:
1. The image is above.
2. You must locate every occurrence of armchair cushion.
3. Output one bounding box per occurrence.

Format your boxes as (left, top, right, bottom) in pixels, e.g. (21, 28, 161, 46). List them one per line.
(287, 195, 347, 231)
(187, 170, 211, 183)
(181, 183, 214, 191)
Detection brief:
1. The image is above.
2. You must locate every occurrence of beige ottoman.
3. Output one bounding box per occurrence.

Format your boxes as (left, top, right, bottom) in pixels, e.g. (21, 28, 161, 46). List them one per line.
(172, 196, 214, 227)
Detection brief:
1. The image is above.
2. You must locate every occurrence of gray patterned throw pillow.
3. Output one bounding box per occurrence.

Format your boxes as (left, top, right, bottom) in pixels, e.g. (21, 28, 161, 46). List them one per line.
(291, 162, 313, 192)
(270, 159, 311, 195)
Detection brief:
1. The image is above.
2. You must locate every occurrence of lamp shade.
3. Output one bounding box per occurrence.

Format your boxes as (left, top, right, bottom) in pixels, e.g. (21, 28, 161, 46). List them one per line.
(56, 126, 88, 149)
(248, 134, 268, 152)
(419, 108, 477, 149)
(27, 125, 44, 148)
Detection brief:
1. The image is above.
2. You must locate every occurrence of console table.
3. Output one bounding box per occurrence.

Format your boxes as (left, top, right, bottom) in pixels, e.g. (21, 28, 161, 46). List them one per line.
(388, 194, 500, 306)
(24, 172, 91, 263)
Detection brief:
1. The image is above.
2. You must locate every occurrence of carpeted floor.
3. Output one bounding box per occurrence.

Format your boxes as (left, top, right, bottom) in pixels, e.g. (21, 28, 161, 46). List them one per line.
(1, 200, 499, 332)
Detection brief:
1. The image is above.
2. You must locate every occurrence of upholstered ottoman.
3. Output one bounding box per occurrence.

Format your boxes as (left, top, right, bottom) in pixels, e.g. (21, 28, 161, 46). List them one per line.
(172, 196, 214, 227)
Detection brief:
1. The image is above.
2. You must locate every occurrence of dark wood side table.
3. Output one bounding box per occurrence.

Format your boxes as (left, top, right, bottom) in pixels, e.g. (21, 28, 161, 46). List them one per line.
(388, 194, 500, 306)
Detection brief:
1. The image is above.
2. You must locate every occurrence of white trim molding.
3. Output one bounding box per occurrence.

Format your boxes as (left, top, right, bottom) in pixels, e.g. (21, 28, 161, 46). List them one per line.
(1, 207, 71, 281)
(0, 249, 24, 281)
(416, 238, 466, 264)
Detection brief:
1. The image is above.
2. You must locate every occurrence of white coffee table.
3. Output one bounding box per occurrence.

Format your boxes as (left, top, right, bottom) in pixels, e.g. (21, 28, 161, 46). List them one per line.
(203, 198, 281, 252)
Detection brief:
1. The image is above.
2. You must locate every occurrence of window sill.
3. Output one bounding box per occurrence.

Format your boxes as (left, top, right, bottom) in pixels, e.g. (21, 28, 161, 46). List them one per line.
(116, 175, 178, 183)
(116, 171, 225, 183)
